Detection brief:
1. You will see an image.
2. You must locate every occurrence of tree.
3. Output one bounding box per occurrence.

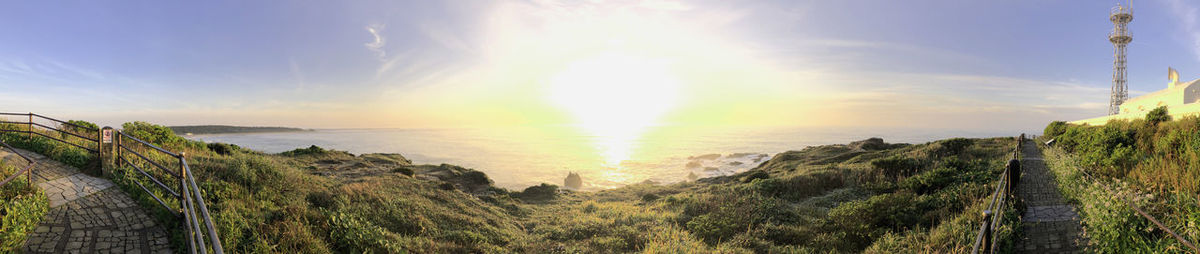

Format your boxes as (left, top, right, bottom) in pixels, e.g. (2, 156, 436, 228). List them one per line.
(1146, 106, 1171, 125)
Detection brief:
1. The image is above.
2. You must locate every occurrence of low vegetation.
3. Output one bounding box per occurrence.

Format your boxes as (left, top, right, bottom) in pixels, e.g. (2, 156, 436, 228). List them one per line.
(1, 118, 1019, 253)
(1041, 106, 1200, 252)
(0, 160, 50, 252)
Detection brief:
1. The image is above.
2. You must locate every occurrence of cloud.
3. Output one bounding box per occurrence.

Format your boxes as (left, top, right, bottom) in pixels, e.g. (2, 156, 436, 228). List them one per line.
(1166, 0, 1200, 63)
(364, 24, 386, 59)
(639, 0, 692, 11)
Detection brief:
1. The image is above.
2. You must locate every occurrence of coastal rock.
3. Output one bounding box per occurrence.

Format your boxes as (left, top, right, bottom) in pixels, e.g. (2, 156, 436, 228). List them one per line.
(687, 172, 699, 181)
(727, 153, 758, 158)
(689, 154, 721, 160)
(704, 167, 719, 172)
(564, 172, 583, 190)
(686, 161, 702, 168)
(728, 161, 743, 166)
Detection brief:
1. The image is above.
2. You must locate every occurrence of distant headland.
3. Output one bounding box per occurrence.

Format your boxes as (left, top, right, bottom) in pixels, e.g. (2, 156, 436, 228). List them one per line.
(168, 125, 310, 135)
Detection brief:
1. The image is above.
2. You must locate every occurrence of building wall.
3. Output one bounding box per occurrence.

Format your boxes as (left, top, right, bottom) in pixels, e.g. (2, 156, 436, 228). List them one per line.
(1072, 79, 1200, 126)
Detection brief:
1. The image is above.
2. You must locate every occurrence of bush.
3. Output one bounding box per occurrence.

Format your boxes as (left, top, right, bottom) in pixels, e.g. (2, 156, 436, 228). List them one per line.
(282, 145, 328, 156)
(641, 193, 660, 202)
(518, 183, 558, 202)
(461, 170, 492, 185)
(739, 170, 770, 183)
(122, 121, 185, 147)
(827, 192, 920, 248)
(1145, 106, 1171, 125)
(207, 142, 239, 156)
(899, 167, 957, 195)
(1044, 121, 1068, 138)
(393, 167, 415, 176)
(871, 156, 922, 178)
(0, 163, 50, 252)
(62, 120, 98, 139)
(931, 138, 974, 157)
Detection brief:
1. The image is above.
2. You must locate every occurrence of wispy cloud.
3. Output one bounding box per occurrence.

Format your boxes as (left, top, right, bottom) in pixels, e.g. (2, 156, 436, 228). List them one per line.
(1167, 0, 1200, 63)
(364, 24, 386, 59)
(288, 57, 305, 90)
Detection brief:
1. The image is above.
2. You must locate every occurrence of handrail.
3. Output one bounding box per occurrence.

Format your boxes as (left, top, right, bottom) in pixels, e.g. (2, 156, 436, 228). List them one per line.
(0, 112, 101, 153)
(31, 113, 99, 132)
(971, 134, 1023, 254)
(0, 139, 38, 187)
(118, 131, 179, 157)
(1057, 146, 1200, 252)
(116, 130, 224, 254)
(2, 112, 222, 253)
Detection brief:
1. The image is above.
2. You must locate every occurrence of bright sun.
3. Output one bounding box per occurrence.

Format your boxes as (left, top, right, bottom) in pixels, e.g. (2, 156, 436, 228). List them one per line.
(549, 52, 680, 166)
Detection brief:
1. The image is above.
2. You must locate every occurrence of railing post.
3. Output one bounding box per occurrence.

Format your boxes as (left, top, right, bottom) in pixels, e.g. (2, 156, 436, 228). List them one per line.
(982, 210, 994, 254)
(1007, 159, 1020, 195)
(115, 131, 122, 167)
(27, 113, 32, 140)
(180, 152, 196, 253)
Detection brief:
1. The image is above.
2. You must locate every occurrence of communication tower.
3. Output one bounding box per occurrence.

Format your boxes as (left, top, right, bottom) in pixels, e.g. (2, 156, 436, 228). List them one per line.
(1109, 3, 1133, 115)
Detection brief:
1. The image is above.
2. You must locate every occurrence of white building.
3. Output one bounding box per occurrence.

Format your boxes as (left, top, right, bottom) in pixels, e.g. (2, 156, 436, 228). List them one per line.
(1073, 69, 1200, 125)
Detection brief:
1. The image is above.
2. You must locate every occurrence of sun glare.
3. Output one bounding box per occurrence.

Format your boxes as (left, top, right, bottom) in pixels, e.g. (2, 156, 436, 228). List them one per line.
(548, 52, 681, 166)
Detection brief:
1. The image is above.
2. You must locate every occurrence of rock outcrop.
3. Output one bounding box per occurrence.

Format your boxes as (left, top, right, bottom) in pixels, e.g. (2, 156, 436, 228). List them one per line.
(564, 172, 583, 190)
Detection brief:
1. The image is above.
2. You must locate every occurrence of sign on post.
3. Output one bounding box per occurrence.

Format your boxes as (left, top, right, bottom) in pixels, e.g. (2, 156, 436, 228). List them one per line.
(102, 129, 113, 143)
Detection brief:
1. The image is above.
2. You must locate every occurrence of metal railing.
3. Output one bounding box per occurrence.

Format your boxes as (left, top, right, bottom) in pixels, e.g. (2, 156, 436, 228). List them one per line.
(0, 112, 222, 253)
(116, 129, 224, 254)
(971, 134, 1023, 254)
(0, 139, 39, 188)
(0, 112, 101, 154)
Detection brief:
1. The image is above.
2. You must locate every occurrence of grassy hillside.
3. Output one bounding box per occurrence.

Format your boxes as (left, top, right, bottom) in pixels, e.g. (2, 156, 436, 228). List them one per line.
(1, 120, 1018, 253)
(1041, 108, 1200, 252)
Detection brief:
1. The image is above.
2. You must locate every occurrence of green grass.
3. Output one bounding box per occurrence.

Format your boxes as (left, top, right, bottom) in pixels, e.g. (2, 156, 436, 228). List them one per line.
(1042, 109, 1200, 252)
(0, 160, 50, 253)
(4, 119, 1021, 253)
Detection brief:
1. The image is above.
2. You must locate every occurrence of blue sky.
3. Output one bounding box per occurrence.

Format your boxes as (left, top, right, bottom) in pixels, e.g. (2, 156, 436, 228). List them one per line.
(1, 0, 1199, 133)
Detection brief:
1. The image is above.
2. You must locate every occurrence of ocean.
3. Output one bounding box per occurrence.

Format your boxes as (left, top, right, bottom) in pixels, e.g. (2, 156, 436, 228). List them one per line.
(187, 125, 1009, 191)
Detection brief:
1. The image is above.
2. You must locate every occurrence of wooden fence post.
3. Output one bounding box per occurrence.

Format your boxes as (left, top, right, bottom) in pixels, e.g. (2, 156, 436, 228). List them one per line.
(982, 210, 993, 253)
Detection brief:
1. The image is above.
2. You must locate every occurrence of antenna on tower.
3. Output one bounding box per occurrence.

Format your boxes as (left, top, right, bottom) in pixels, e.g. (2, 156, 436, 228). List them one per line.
(1108, 1, 1133, 115)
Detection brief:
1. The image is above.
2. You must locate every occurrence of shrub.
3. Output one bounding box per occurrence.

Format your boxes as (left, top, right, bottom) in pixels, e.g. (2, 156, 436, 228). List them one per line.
(393, 167, 414, 176)
(0, 163, 50, 253)
(931, 138, 974, 157)
(207, 142, 239, 156)
(122, 121, 185, 147)
(899, 167, 957, 195)
(872, 156, 922, 178)
(1145, 106, 1171, 125)
(641, 193, 660, 202)
(282, 145, 328, 156)
(461, 170, 492, 185)
(1044, 121, 1068, 138)
(827, 192, 921, 248)
(62, 120, 98, 139)
(518, 183, 558, 202)
(739, 170, 770, 183)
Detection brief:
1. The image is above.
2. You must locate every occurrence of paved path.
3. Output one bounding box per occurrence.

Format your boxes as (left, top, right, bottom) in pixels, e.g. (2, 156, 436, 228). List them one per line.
(0, 147, 171, 254)
(1013, 139, 1086, 253)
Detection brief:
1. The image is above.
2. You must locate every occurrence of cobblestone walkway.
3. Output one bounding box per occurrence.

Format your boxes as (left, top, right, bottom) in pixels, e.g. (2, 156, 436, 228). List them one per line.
(0, 147, 172, 254)
(1014, 139, 1086, 253)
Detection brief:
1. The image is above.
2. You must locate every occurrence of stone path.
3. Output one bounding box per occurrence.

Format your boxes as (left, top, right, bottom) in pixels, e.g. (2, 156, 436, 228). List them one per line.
(1013, 139, 1086, 253)
(0, 147, 172, 254)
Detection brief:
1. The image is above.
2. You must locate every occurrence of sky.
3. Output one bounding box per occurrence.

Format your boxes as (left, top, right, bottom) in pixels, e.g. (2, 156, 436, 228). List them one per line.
(1, 0, 1199, 134)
